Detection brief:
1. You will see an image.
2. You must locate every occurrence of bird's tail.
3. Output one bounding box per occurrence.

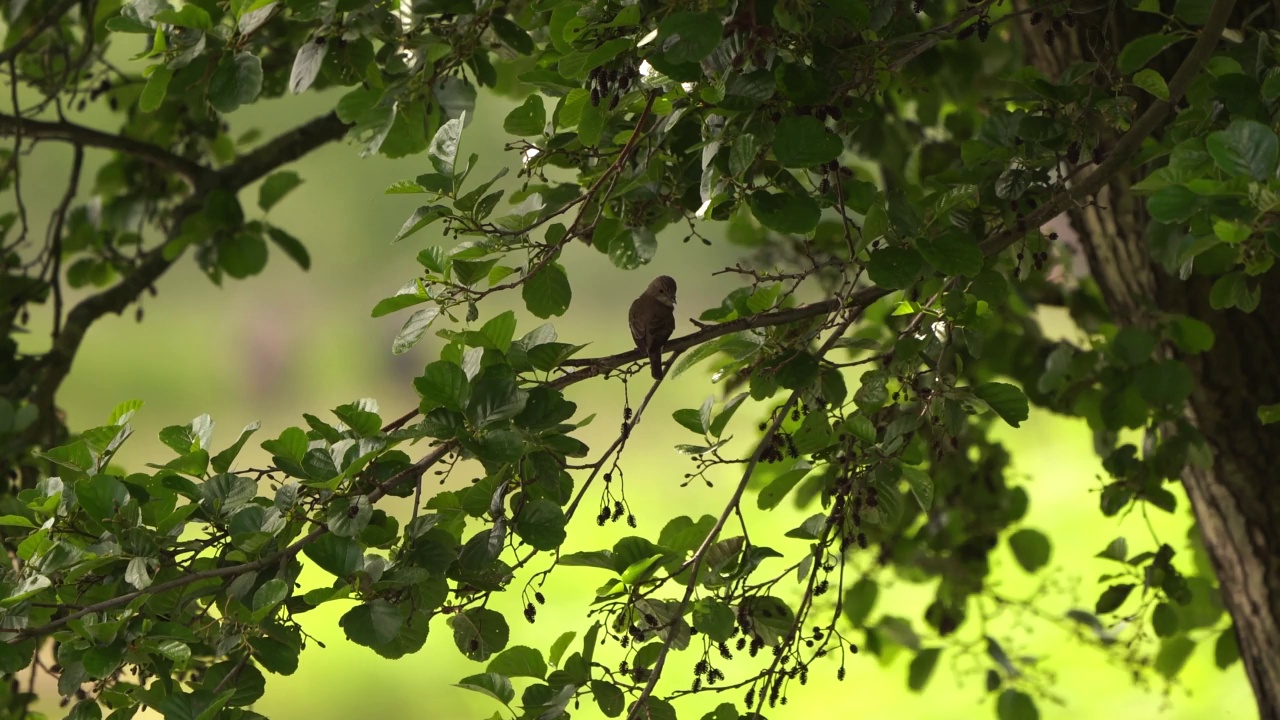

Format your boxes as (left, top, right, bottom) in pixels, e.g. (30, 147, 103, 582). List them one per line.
(649, 348, 664, 379)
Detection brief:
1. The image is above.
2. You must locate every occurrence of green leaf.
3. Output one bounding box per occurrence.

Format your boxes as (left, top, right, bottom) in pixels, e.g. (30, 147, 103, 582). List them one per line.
(252, 578, 288, 619)
(1209, 272, 1260, 312)
(1007, 528, 1051, 573)
(974, 382, 1029, 428)
(302, 533, 362, 578)
(450, 607, 509, 661)
(867, 247, 924, 289)
(76, 475, 129, 524)
(0, 640, 31, 674)
(341, 599, 403, 648)
(1212, 218, 1250, 244)
(747, 191, 820, 235)
(456, 673, 515, 706)
(1173, 0, 1211, 22)
(842, 577, 878, 627)
(371, 281, 430, 315)
(907, 648, 941, 692)
(1095, 583, 1136, 614)
(1096, 537, 1128, 562)
(1147, 185, 1197, 223)
(773, 116, 842, 168)
(66, 700, 101, 720)
(918, 231, 983, 277)
(1155, 635, 1196, 678)
(1111, 327, 1156, 366)
(548, 632, 576, 667)
(1168, 316, 1214, 353)
(467, 367, 527, 428)
(1214, 627, 1239, 668)
(266, 227, 310, 270)
(259, 171, 303, 212)
(1132, 68, 1169, 99)
(729, 134, 757, 177)
(1117, 34, 1182, 74)
(219, 232, 268, 279)
(757, 463, 811, 510)
(289, 39, 327, 95)
(522, 263, 572, 318)
(415, 361, 471, 412)
(774, 350, 820, 390)
(479, 311, 517, 353)
(672, 408, 705, 435)
(208, 52, 263, 114)
(392, 306, 442, 355)
(327, 496, 372, 538)
(691, 599, 736, 642)
(514, 498, 567, 551)
(578, 100, 605, 147)
(608, 228, 657, 269)
(997, 689, 1039, 720)
(393, 205, 450, 243)
(503, 95, 546, 136)
(261, 426, 307, 462)
(492, 16, 534, 54)
(211, 421, 261, 474)
(656, 11, 722, 63)
(1136, 360, 1193, 406)
(1151, 602, 1178, 637)
(139, 65, 174, 113)
(486, 645, 547, 680)
(153, 5, 212, 29)
(591, 680, 625, 717)
(709, 392, 748, 437)
(1258, 404, 1280, 425)
(1205, 120, 1279, 181)
(901, 466, 934, 511)
(249, 636, 299, 675)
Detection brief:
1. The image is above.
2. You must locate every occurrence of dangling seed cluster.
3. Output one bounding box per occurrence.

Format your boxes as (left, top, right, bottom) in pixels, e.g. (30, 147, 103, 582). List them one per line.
(588, 63, 639, 110)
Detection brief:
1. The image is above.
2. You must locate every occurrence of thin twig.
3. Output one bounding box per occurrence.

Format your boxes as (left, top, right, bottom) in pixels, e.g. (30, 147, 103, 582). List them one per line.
(0, 113, 205, 186)
(0, 0, 80, 65)
(46, 145, 84, 340)
(626, 304, 866, 718)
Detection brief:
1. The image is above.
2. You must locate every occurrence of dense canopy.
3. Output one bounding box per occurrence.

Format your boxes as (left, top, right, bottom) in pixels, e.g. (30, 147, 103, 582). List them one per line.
(2, 0, 1278, 719)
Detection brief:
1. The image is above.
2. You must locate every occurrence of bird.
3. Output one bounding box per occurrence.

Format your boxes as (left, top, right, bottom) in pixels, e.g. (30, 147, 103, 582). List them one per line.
(628, 275, 677, 380)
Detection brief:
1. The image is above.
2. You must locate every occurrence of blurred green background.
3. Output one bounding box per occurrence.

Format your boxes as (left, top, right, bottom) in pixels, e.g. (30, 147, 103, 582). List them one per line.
(7, 77, 1256, 719)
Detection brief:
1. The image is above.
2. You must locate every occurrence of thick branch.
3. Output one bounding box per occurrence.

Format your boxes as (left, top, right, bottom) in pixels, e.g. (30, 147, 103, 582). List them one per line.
(219, 112, 348, 190)
(22, 112, 351, 427)
(0, 113, 205, 186)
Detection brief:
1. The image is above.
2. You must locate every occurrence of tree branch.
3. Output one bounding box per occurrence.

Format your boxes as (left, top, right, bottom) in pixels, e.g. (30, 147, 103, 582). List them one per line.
(626, 305, 867, 718)
(0, 0, 80, 65)
(556, 285, 888, 380)
(5, 280, 881, 643)
(218, 112, 348, 190)
(979, 0, 1237, 256)
(0, 113, 205, 186)
(19, 112, 351, 433)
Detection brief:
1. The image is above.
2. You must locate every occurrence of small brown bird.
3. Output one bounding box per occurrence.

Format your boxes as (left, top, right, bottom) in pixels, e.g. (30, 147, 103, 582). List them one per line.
(629, 275, 677, 379)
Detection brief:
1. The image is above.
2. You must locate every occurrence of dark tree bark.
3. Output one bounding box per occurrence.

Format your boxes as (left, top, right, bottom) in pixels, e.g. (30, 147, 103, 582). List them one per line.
(1017, 4, 1280, 717)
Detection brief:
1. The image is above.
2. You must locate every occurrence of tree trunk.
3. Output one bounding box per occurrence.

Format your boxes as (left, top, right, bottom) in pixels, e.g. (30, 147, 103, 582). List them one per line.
(1016, 4, 1280, 718)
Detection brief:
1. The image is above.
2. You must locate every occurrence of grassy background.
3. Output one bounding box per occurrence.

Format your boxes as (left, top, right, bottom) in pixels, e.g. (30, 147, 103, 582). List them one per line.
(5, 75, 1257, 720)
